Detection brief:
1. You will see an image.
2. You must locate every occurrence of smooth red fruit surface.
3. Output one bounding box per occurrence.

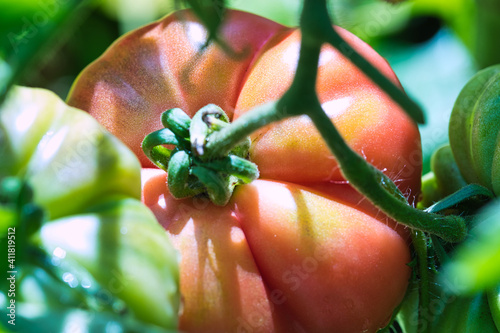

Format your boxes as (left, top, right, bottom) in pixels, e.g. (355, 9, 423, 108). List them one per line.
(142, 168, 411, 333)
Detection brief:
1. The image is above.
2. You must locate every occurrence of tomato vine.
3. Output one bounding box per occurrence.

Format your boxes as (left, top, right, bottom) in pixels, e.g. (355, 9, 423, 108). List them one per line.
(181, 0, 467, 243)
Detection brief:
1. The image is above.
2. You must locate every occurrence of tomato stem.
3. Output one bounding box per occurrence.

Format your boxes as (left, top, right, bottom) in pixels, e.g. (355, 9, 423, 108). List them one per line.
(323, 28, 425, 124)
(305, 98, 467, 243)
(201, 0, 466, 242)
(204, 101, 283, 158)
(300, 0, 425, 124)
(411, 230, 431, 333)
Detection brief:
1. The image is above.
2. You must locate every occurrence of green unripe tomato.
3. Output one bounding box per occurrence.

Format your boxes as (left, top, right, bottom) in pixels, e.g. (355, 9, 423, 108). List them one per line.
(0, 86, 180, 331)
(449, 64, 500, 196)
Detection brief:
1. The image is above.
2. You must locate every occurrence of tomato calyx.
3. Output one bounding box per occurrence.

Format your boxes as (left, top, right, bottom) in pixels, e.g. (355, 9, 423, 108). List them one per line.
(142, 104, 259, 205)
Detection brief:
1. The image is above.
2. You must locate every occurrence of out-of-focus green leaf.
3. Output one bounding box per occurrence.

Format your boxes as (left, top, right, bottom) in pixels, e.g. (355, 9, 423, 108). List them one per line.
(442, 199, 500, 293)
(410, 0, 475, 49)
(488, 286, 500, 331)
(377, 29, 476, 173)
(99, 0, 182, 32)
(1, 304, 175, 333)
(0, 0, 90, 102)
(332, 0, 413, 42)
(0, 86, 180, 331)
(227, 0, 302, 26)
(475, 0, 500, 69)
(397, 273, 498, 332)
(35, 198, 180, 329)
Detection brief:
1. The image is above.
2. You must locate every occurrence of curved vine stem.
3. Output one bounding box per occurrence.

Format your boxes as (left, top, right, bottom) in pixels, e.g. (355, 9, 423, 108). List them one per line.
(203, 0, 466, 243)
(323, 24, 425, 124)
(411, 230, 431, 333)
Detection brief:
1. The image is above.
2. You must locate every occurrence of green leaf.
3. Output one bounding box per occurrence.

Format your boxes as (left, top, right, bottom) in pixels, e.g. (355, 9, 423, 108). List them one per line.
(488, 285, 500, 331)
(397, 271, 498, 332)
(443, 199, 500, 293)
(0, 0, 90, 102)
(0, 306, 175, 333)
(35, 197, 180, 330)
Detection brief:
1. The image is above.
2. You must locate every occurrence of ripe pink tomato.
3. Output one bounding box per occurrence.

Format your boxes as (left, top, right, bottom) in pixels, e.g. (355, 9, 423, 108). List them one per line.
(68, 8, 421, 333)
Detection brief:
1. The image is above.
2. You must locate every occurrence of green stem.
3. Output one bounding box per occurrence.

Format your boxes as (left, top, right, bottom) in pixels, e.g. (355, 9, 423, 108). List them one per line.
(306, 101, 466, 243)
(204, 0, 326, 158)
(411, 230, 430, 333)
(200, 0, 466, 242)
(204, 101, 284, 158)
(323, 28, 425, 124)
(297, 0, 424, 124)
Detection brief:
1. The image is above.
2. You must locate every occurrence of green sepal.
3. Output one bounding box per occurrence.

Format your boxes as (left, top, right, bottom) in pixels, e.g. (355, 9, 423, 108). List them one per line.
(167, 150, 204, 199)
(191, 166, 231, 206)
(230, 136, 252, 159)
(202, 155, 259, 184)
(143, 104, 259, 206)
(431, 144, 468, 197)
(141, 128, 179, 171)
(190, 104, 229, 157)
(161, 108, 192, 139)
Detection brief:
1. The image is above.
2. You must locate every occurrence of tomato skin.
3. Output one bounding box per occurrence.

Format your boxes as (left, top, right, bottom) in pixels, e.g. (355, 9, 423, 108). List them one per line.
(234, 27, 420, 198)
(233, 180, 411, 333)
(69, 8, 421, 333)
(142, 168, 287, 333)
(142, 168, 411, 333)
(67, 9, 421, 201)
(67, 10, 291, 168)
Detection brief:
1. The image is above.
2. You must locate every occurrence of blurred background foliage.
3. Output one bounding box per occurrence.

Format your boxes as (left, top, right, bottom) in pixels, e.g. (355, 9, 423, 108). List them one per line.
(0, 0, 497, 172)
